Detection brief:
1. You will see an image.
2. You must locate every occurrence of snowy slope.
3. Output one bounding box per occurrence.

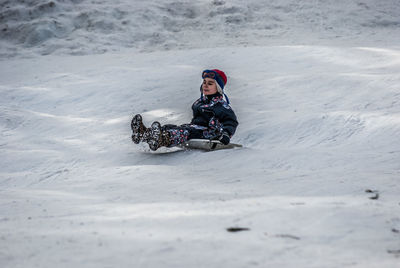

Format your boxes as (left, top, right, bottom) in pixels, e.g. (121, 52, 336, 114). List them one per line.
(1, 0, 400, 268)
(1, 0, 400, 57)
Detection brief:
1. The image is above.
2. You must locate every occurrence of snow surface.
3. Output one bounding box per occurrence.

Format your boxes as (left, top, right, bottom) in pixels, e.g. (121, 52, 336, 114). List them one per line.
(1, 0, 400, 57)
(1, 0, 400, 268)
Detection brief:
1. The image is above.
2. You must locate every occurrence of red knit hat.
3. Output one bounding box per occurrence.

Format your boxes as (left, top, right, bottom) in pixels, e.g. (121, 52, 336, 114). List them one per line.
(212, 69, 227, 89)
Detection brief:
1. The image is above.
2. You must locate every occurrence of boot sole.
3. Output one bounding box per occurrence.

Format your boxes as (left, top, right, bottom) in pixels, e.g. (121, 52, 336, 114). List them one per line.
(131, 114, 143, 144)
(148, 121, 162, 151)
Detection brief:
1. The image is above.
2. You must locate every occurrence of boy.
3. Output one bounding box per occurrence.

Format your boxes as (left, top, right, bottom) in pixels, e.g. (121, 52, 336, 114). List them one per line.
(131, 69, 238, 151)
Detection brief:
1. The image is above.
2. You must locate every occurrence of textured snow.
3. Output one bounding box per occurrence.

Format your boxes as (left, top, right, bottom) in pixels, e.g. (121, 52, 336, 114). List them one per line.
(1, 0, 400, 268)
(1, 0, 400, 57)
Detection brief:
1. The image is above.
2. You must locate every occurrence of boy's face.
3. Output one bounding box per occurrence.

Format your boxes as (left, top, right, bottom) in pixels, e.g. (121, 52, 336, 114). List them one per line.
(202, 78, 218, 95)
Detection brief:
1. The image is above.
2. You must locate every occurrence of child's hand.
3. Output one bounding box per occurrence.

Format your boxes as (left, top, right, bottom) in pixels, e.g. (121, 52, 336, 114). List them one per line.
(219, 131, 230, 145)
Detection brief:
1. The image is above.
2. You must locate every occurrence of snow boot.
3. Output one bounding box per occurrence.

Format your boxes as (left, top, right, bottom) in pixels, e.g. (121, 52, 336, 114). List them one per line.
(147, 121, 172, 151)
(131, 114, 148, 144)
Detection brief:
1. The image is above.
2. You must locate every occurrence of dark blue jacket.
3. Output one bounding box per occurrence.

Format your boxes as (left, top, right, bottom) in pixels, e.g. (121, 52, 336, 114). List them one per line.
(191, 93, 239, 137)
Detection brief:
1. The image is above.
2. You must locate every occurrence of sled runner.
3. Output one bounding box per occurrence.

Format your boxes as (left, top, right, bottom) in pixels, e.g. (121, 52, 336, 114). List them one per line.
(179, 139, 242, 151)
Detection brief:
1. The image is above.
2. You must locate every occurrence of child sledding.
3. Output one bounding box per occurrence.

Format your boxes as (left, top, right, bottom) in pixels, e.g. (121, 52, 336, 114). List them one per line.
(131, 69, 239, 151)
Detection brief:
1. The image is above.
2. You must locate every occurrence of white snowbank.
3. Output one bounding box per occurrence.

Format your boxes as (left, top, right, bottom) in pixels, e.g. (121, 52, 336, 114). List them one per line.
(1, 0, 400, 57)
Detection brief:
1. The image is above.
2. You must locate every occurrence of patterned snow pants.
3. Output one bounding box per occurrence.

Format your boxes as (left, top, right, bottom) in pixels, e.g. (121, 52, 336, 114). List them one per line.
(163, 123, 222, 147)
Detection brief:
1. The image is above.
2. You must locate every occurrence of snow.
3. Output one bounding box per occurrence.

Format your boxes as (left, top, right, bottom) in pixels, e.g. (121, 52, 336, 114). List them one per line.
(2, 0, 400, 57)
(1, 0, 400, 267)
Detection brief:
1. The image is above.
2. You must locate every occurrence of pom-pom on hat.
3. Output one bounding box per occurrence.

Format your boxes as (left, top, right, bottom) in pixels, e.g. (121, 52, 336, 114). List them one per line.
(201, 69, 230, 103)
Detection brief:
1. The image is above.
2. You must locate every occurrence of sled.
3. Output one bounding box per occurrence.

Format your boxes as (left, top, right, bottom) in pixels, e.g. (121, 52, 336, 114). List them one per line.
(179, 139, 242, 151)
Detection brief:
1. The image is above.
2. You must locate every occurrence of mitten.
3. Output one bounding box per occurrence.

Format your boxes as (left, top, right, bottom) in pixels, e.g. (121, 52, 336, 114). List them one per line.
(219, 131, 230, 145)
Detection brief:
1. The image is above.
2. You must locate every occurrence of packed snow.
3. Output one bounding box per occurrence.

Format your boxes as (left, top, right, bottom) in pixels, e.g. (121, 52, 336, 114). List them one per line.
(1, 0, 400, 268)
